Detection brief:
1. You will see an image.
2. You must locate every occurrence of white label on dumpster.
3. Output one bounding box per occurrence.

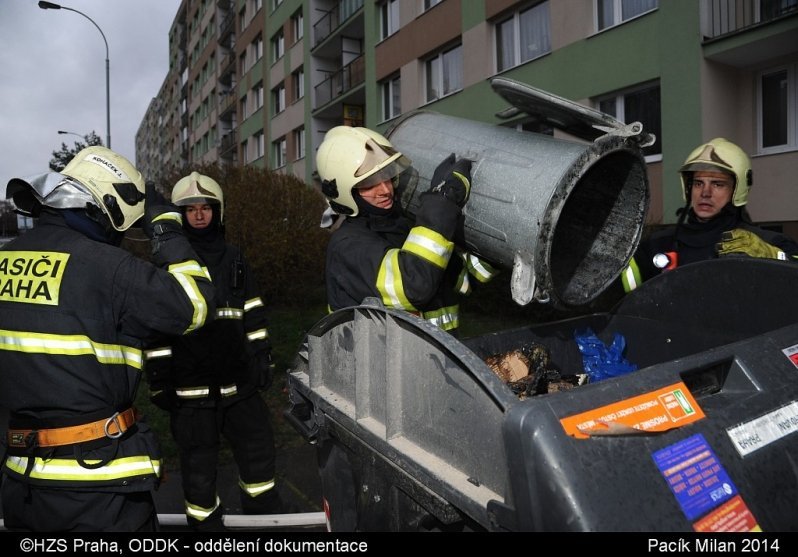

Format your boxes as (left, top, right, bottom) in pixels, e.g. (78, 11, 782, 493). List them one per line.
(726, 401, 798, 457)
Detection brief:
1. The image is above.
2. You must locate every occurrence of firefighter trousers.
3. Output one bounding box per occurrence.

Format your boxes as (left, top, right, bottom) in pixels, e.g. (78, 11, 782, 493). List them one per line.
(1, 477, 158, 532)
(170, 393, 279, 529)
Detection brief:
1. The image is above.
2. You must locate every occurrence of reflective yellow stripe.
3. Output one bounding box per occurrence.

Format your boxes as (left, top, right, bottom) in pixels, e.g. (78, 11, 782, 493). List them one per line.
(176, 386, 210, 398)
(247, 328, 269, 341)
(168, 260, 210, 333)
(216, 307, 243, 319)
(220, 384, 238, 397)
(144, 346, 171, 360)
(403, 227, 453, 269)
(376, 249, 416, 310)
(239, 478, 275, 497)
(244, 297, 263, 311)
(455, 267, 471, 295)
(0, 329, 142, 369)
(621, 258, 643, 293)
(152, 211, 182, 225)
(5, 455, 160, 481)
(186, 495, 220, 520)
(420, 305, 459, 331)
(465, 253, 498, 283)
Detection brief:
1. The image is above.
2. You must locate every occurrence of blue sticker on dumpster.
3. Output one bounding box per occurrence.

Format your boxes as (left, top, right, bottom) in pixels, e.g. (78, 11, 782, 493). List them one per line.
(653, 433, 738, 521)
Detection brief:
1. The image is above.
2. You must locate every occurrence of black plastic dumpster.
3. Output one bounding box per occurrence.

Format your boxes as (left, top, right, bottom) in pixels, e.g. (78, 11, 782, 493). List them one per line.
(287, 258, 798, 531)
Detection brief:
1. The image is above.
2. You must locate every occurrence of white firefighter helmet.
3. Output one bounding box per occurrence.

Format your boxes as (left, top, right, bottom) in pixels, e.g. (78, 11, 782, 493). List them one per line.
(315, 126, 412, 217)
(679, 138, 752, 207)
(5, 146, 146, 231)
(171, 171, 225, 224)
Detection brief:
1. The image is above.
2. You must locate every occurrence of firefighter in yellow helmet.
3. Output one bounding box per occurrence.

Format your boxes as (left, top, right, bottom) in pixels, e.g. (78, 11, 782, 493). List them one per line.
(0, 147, 215, 531)
(621, 138, 798, 292)
(317, 126, 498, 334)
(143, 172, 283, 530)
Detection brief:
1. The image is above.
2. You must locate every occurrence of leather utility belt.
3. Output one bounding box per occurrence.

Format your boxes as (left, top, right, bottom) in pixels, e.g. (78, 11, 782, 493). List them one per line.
(7, 408, 136, 449)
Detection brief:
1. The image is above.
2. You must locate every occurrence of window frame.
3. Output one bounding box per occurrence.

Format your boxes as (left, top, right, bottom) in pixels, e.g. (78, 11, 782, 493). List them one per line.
(595, 81, 662, 162)
(272, 82, 286, 115)
(271, 29, 285, 64)
(495, 1, 551, 73)
(381, 74, 401, 122)
(595, 0, 658, 32)
(272, 137, 287, 168)
(380, 0, 400, 41)
(424, 44, 463, 103)
(757, 63, 797, 154)
(294, 127, 305, 160)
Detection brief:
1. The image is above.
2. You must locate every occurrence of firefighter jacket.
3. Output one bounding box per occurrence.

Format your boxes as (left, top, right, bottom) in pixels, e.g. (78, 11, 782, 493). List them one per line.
(621, 205, 798, 292)
(144, 231, 272, 406)
(0, 210, 214, 491)
(325, 192, 498, 331)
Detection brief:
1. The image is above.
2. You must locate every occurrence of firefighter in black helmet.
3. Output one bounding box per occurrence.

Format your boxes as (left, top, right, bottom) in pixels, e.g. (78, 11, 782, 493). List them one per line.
(144, 172, 282, 531)
(317, 126, 498, 333)
(620, 138, 798, 292)
(0, 147, 215, 531)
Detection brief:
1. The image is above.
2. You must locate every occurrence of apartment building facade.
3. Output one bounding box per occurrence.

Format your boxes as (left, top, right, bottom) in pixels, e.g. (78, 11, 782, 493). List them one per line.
(136, 0, 798, 232)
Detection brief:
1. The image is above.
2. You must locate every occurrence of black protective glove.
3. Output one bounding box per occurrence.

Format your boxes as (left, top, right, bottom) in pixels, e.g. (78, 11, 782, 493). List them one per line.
(253, 350, 276, 392)
(429, 153, 472, 207)
(142, 181, 183, 241)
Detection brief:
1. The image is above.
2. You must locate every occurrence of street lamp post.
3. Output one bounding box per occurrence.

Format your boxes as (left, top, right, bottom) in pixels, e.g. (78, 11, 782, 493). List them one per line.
(57, 130, 84, 140)
(39, 1, 111, 149)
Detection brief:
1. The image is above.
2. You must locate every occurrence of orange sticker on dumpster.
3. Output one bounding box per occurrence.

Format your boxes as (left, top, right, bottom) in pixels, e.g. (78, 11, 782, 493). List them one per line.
(560, 382, 705, 439)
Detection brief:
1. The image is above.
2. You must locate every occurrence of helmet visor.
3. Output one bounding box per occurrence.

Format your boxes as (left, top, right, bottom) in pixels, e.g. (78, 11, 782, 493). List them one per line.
(353, 156, 412, 190)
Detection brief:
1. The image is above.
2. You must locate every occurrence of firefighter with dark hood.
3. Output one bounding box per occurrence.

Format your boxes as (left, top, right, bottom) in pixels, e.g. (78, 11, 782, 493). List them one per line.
(317, 126, 497, 333)
(0, 147, 215, 531)
(143, 172, 282, 531)
(621, 137, 798, 292)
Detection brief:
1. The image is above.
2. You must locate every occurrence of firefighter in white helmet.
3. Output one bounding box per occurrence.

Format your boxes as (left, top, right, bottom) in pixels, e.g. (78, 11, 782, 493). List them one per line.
(0, 147, 215, 531)
(621, 138, 798, 292)
(317, 126, 497, 334)
(144, 172, 283, 530)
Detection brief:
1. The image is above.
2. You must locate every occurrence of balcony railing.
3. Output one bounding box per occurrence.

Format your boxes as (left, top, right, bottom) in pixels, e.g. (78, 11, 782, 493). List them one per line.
(704, 0, 798, 39)
(219, 129, 238, 156)
(314, 55, 364, 107)
(313, 0, 364, 46)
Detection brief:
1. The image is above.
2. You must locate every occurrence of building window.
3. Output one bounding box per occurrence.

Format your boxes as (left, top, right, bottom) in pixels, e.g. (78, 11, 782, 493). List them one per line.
(424, 0, 442, 10)
(272, 0, 283, 11)
(426, 45, 462, 103)
(292, 68, 304, 101)
(249, 35, 263, 70)
(496, 2, 551, 72)
(240, 97, 248, 120)
(597, 0, 658, 31)
(292, 9, 304, 42)
(272, 83, 286, 114)
(380, 0, 400, 40)
(272, 29, 284, 63)
(251, 82, 264, 112)
(294, 127, 305, 160)
(273, 137, 287, 168)
(597, 82, 662, 159)
(758, 65, 796, 153)
(253, 130, 265, 160)
(381, 75, 401, 121)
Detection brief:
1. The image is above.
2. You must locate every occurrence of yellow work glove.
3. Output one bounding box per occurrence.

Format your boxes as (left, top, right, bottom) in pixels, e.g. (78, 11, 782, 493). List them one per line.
(716, 229, 787, 260)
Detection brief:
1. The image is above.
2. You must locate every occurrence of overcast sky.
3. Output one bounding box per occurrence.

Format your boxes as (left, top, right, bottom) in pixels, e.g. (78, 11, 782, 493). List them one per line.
(0, 0, 181, 192)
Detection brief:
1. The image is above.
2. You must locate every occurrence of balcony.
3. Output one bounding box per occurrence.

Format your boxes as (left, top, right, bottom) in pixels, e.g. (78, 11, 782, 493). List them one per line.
(219, 10, 234, 42)
(314, 55, 364, 107)
(704, 0, 798, 39)
(313, 0, 364, 47)
(218, 50, 236, 86)
(219, 129, 238, 158)
(218, 89, 237, 119)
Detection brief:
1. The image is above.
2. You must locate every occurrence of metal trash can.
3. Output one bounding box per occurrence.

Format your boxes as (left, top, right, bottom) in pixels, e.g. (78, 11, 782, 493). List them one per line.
(387, 87, 650, 309)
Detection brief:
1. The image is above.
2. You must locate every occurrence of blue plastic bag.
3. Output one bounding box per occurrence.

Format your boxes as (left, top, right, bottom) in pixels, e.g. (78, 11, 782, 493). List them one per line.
(574, 327, 637, 382)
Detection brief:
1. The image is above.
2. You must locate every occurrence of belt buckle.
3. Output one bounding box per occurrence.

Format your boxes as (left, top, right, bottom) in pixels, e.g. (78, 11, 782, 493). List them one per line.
(103, 412, 125, 439)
